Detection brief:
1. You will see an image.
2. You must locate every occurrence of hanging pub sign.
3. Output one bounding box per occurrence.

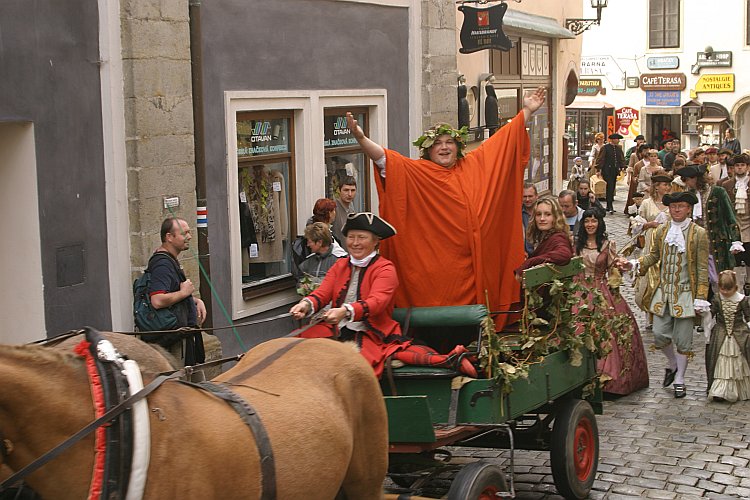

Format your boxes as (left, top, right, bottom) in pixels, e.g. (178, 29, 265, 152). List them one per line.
(458, 2, 513, 54)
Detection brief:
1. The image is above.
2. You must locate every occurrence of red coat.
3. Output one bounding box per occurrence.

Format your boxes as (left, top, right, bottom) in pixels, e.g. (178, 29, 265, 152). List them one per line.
(306, 255, 404, 341)
(515, 231, 573, 275)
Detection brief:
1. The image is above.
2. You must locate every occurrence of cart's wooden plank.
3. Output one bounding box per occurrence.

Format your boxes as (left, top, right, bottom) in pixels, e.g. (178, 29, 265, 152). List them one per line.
(522, 256, 583, 288)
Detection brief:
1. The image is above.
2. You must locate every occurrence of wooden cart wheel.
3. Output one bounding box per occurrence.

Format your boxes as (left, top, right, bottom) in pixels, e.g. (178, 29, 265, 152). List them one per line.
(447, 460, 508, 500)
(550, 399, 598, 499)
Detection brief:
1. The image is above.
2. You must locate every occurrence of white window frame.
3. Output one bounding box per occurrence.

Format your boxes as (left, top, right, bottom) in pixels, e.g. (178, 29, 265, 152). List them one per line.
(225, 90, 387, 319)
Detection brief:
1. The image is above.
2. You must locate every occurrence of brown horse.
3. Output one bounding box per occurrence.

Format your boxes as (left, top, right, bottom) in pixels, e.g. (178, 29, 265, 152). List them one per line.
(0, 337, 388, 499)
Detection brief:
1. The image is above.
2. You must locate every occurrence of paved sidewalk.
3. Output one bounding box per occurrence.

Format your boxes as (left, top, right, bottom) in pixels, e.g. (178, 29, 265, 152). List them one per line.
(453, 180, 750, 499)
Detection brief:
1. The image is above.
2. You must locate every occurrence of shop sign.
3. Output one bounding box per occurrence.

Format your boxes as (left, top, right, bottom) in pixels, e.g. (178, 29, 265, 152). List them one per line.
(324, 112, 365, 149)
(639, 73, 686, 91)
(581, 55, 625, 90)
(645, 90, 681, 106)
(647, 56, 680, 70)
(237, 118, 289, 157)
(606, 115, 615, 137)
(458, 3, 512, 54)
(577, 78, 602, 96)
(615, 107, 640, 138)
(694, 73, 734, 93)
(691, 51, 732, 74)
(626, 77, 640, 88)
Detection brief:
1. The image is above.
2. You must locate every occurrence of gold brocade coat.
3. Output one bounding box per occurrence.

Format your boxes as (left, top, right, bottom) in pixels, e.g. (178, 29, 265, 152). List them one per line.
(637, 221, 709, 317)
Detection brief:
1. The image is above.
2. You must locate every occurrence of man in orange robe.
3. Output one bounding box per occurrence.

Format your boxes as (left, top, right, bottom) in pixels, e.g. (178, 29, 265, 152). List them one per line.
(345, 88, 546, 329)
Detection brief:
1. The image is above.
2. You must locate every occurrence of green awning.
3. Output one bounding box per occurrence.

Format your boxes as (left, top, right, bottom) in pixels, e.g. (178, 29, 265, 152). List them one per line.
(504, 10, 576, 39)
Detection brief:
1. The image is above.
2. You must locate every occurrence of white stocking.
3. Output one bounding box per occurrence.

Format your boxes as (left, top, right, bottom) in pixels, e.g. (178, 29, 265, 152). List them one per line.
(674, 352, 688, 385)
(662, 343, 678, 371)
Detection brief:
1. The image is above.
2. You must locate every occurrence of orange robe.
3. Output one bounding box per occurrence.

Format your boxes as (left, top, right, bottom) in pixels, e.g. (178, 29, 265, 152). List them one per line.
(375, 111, 530, 329)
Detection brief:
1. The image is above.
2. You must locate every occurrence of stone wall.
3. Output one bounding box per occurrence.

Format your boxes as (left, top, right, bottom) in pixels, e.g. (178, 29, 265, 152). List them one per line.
(421, 0, 459, 128)
(120, 0, 199, 282)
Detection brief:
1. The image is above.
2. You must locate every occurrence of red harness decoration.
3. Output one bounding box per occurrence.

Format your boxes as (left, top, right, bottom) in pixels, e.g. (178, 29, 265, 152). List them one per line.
(73, 340, 108, 500)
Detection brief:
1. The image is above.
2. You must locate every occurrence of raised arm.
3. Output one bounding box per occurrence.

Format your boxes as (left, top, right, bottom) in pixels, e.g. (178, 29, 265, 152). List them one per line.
(522, 87, 546, 121)
(346, 112, 385, 162)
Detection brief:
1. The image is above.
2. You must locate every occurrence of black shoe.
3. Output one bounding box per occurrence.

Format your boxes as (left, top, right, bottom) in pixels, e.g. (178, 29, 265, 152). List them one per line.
(663, 368, 677, 388)
(674, 384, 686, 398)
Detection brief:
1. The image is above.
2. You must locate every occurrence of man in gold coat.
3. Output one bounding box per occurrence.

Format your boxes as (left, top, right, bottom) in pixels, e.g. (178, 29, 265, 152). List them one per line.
(620, 191, 709, 398)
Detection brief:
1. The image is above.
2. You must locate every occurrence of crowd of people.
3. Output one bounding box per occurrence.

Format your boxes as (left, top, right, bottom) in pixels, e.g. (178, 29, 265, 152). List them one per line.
(559, 131, 750, 402)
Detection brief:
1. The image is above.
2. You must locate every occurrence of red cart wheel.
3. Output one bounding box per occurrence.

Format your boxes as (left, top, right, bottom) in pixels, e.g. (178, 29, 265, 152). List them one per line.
(447, 460, 508, 500)
(550, 399, 599, 499)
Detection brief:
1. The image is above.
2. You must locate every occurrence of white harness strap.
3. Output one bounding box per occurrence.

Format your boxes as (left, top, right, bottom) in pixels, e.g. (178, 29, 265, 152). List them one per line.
(123, 360, 150, 500)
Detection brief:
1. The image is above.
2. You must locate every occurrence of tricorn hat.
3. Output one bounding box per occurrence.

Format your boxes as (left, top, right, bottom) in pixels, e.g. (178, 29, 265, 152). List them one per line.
(342, 212, 397, 239)
(650, 172, 673, 184)
(608, 133, 623, 140)
(677, 164, 706, 179)
(663, 191, 699, 205)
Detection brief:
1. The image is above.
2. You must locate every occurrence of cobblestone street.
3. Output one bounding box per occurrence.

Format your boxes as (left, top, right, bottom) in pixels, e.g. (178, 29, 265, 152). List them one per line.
(452, 181, 750, 499)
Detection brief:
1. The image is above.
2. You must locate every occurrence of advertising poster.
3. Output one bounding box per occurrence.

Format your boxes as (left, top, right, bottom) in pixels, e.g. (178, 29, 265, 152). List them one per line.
(615, 107, 640, 139)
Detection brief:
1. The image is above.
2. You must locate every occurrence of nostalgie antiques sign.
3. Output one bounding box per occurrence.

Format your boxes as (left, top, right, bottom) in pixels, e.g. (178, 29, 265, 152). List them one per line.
(694, 73, 735, 93)
(458, 2, 512, 53)
(639, 73, 686, 91)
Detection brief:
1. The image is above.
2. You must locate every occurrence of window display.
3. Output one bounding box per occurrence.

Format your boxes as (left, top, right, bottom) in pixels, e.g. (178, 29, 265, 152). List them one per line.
(526, 97, 551, 193)
(236, 112, 295, 295)
(323, 108, 370, 214)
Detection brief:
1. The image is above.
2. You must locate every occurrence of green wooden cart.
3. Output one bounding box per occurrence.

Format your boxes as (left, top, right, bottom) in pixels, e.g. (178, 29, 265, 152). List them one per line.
(382, 258, 602, 499)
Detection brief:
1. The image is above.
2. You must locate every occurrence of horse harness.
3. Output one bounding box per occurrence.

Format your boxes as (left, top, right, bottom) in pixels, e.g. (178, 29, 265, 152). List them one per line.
(0, 328, 277, 500)
(178, 380, 277, 500)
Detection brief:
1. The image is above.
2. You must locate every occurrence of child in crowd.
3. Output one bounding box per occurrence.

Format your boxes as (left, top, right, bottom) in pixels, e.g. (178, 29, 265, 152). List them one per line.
(701, 270, 750, 402)
(627, 192, 645, 217)
(569, 156, 585, 192)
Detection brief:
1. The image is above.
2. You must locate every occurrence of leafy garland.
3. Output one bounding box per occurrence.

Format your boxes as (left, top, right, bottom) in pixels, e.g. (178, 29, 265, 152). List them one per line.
(480, 276, 630, 397)
(413, 124, 470, 159)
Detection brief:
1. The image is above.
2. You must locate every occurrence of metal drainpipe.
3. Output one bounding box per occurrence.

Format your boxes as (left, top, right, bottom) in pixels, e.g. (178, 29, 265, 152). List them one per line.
(189, 0, 212, 328)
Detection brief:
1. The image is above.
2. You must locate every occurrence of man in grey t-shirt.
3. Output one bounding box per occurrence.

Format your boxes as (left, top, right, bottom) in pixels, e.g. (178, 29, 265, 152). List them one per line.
(333, 176, 357, 251)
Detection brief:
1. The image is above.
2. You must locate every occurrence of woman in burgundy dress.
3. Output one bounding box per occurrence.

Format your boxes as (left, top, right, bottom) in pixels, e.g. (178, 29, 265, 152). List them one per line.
(575, 208, 649, 395)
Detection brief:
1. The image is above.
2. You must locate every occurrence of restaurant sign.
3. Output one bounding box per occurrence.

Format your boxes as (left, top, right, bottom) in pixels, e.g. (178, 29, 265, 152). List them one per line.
(615, 107, 640, 138)
(458, 2, 512, 53)
(639, 73, 686, 91)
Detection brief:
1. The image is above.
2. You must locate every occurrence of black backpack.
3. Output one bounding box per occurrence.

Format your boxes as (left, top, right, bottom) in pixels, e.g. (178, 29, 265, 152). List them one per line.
(133, 253, 188, 347)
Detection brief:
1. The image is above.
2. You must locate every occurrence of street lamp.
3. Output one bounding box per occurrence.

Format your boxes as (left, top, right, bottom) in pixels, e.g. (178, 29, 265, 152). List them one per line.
(565, 0, 608, 36)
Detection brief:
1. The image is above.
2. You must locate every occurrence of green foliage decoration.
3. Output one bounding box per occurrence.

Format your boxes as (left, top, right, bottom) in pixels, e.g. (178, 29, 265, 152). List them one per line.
(480, 273, 630, 398)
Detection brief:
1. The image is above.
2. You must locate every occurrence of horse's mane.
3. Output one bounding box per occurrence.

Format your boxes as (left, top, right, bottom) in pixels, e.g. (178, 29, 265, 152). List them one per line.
(0, 344, 81, 366)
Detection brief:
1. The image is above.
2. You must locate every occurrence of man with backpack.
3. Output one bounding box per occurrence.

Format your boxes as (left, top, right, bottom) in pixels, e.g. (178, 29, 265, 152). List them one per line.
(134, 217, 206, 364)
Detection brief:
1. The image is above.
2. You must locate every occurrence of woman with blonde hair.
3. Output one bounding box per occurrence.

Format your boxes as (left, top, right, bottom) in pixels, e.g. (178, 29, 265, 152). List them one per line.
(636, 149, 662, 193)
(515, 197, 573, 278)
(588, 132, 605, 174)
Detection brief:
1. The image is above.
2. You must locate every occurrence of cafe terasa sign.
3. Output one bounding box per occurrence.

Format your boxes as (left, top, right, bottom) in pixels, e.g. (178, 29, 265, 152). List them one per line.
(639, 73, 686, 91)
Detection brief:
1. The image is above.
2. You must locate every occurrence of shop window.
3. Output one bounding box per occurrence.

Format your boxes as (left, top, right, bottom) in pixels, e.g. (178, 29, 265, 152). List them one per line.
(489, 39, 520, 77)
(236, 111, 296, 299)
(649, 0, 680, 49)
(323, 108, 370, 214)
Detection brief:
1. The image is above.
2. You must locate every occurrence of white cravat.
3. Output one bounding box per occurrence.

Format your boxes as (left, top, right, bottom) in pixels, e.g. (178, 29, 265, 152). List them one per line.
(692, 190, 703, 220)
(736, 175, 749, 215)
(665, 218, 692, 254)
(349, 251, 377, 267)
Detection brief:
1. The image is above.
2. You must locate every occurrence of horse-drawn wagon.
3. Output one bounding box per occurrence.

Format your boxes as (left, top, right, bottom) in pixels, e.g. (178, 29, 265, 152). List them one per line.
(382, 258, 609, 500)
